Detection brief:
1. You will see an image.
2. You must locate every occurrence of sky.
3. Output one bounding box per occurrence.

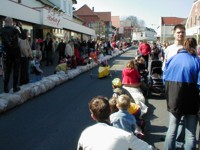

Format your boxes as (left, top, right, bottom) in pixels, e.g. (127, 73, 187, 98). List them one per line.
(74, 0, 194, 30)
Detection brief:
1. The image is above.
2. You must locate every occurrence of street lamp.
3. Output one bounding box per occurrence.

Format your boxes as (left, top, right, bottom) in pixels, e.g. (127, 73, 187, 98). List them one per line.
(163, 24, 165, 43)
(98, 21, 101, 38)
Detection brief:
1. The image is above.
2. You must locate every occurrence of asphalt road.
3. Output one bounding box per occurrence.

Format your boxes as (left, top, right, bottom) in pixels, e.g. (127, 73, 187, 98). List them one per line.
(0, 48, 170, 150)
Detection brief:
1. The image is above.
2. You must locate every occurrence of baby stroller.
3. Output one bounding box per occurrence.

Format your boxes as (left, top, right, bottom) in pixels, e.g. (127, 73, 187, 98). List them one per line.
(147, 60, 165, 97)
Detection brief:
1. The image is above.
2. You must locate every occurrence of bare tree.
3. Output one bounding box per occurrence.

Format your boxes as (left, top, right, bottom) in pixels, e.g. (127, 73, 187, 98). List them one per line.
(121, 16, 146, 28)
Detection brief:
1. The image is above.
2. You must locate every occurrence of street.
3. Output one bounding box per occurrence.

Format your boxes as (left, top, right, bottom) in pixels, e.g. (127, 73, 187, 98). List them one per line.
(0, 48, 169, 150)
(0, 0, 198, 149)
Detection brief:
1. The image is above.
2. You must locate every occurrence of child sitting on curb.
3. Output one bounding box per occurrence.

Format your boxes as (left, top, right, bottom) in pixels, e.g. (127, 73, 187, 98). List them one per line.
(111, 78, 145, 139)
(112, 78, 125, 97)
(54, 57, 68, 74)
(109, 94, 137, 134)
(30, 44, 43, 83)
(109, 95, 145, 140)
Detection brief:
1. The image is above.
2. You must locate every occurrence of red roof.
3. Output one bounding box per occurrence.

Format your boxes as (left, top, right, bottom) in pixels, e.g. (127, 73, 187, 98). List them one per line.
(74, 4, 97, 16)
(111, 16, 120, 28)
(95, 12, 111, 22)
(161, 17, 186, 25)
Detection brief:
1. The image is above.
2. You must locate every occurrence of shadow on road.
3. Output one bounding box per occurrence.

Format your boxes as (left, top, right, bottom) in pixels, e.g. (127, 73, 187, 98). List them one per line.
(144, 97, 168, 148)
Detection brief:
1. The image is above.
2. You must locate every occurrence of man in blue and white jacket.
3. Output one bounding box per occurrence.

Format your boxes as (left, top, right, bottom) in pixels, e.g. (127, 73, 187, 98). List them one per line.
(163, 37, 200, 150)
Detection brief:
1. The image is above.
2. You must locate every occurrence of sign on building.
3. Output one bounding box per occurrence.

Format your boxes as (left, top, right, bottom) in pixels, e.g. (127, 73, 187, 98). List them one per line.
(41, 9, 63, 29)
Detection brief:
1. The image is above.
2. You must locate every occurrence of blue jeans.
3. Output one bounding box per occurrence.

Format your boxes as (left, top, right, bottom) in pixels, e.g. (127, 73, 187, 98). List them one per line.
(164, 112, 197, 150)
(176, 116, 185, 148)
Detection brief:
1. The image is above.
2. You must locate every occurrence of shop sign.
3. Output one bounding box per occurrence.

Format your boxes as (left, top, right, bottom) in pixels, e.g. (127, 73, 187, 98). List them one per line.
(41, 9, 63, 29)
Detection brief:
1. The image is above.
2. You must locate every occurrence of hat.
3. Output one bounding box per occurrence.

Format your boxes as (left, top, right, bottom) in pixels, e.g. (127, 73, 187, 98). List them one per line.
(112, 78, 122, 87)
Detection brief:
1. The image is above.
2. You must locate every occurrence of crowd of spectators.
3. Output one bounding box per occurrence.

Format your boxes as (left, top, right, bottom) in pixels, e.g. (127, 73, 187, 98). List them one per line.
(0, 17, 130, 93)
(31, 34, 129, 74)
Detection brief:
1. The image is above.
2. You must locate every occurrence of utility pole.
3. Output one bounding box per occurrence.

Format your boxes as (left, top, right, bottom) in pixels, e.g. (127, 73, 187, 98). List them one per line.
(99, 22, 100, 38)
(198, 17, 200, 44)
(162, 24, 165, 44)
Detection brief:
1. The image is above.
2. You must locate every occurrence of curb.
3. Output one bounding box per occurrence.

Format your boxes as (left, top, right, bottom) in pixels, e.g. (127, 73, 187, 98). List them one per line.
(0, 47, 133, 113)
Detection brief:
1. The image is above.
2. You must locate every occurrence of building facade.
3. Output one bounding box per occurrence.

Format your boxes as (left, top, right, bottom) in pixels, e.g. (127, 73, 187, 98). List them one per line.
(0, 0, 95, 42)
(186, 0, 200, 44)
(74, 5, 113, 40)
(131, 27, 156, 42)
(157, 17, 186, 44)
(95, 12, 112, 39)
(111, 16, 120, 29)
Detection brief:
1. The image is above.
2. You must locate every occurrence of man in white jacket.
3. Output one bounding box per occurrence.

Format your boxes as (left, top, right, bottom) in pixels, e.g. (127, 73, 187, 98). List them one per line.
(77, 96, 156, 150)
(65, 40, 74, 57)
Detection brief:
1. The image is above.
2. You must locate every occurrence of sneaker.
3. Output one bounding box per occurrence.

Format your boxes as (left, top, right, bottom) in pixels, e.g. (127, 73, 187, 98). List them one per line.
(13, 86, 20, 92)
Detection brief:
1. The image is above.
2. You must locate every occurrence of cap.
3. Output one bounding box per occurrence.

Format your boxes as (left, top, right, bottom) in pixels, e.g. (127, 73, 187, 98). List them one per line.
(112, 78, 122, 87)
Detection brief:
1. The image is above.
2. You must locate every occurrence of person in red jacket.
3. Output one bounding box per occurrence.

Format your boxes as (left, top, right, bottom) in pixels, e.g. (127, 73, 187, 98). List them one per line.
(122, 60, 148, 116)
(139, 40, 151, 69)
(122, 60, 141, 88)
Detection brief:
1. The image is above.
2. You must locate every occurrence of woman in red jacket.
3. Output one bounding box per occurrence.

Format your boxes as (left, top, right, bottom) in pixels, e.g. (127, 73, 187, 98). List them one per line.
(122, 60, 148, 116)
(122, 60, 141, 87)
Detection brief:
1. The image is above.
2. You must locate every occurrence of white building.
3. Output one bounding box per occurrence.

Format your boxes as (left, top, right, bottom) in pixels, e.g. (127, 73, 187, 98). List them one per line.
(132, 27, 156, 42)
(185, 0, 200, 44)
(156, 17, 186, 44)
(0, 0, 95, 42)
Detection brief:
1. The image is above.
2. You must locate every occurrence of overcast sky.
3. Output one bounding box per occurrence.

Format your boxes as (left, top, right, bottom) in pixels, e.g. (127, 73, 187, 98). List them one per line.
(74, 0, 194, 29)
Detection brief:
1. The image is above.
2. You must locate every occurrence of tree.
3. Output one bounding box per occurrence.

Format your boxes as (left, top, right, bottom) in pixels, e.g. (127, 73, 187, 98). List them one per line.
(121, 16, 146, 28)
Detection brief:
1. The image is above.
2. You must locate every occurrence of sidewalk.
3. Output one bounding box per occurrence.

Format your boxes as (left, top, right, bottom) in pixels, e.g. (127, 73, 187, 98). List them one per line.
(0, 47, 132, 114)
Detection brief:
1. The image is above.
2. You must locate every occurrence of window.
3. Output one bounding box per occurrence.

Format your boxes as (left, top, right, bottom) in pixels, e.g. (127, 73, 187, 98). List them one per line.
(195, 15, 197, 25)
(63, 1, 67, 13)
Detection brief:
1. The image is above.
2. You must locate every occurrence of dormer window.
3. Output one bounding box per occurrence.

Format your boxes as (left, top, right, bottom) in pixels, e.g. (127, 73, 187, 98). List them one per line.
(18, 0, 21, 3)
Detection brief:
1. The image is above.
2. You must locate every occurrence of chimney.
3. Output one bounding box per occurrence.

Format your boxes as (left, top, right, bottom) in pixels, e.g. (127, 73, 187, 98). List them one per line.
(92, 7, 94, 11)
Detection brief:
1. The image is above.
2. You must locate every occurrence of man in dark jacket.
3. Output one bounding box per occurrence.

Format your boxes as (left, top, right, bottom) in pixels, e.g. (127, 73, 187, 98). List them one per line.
(0, 17, 23, 93)
(56, 39, 66, 64)
(43, 33, 55, 66)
